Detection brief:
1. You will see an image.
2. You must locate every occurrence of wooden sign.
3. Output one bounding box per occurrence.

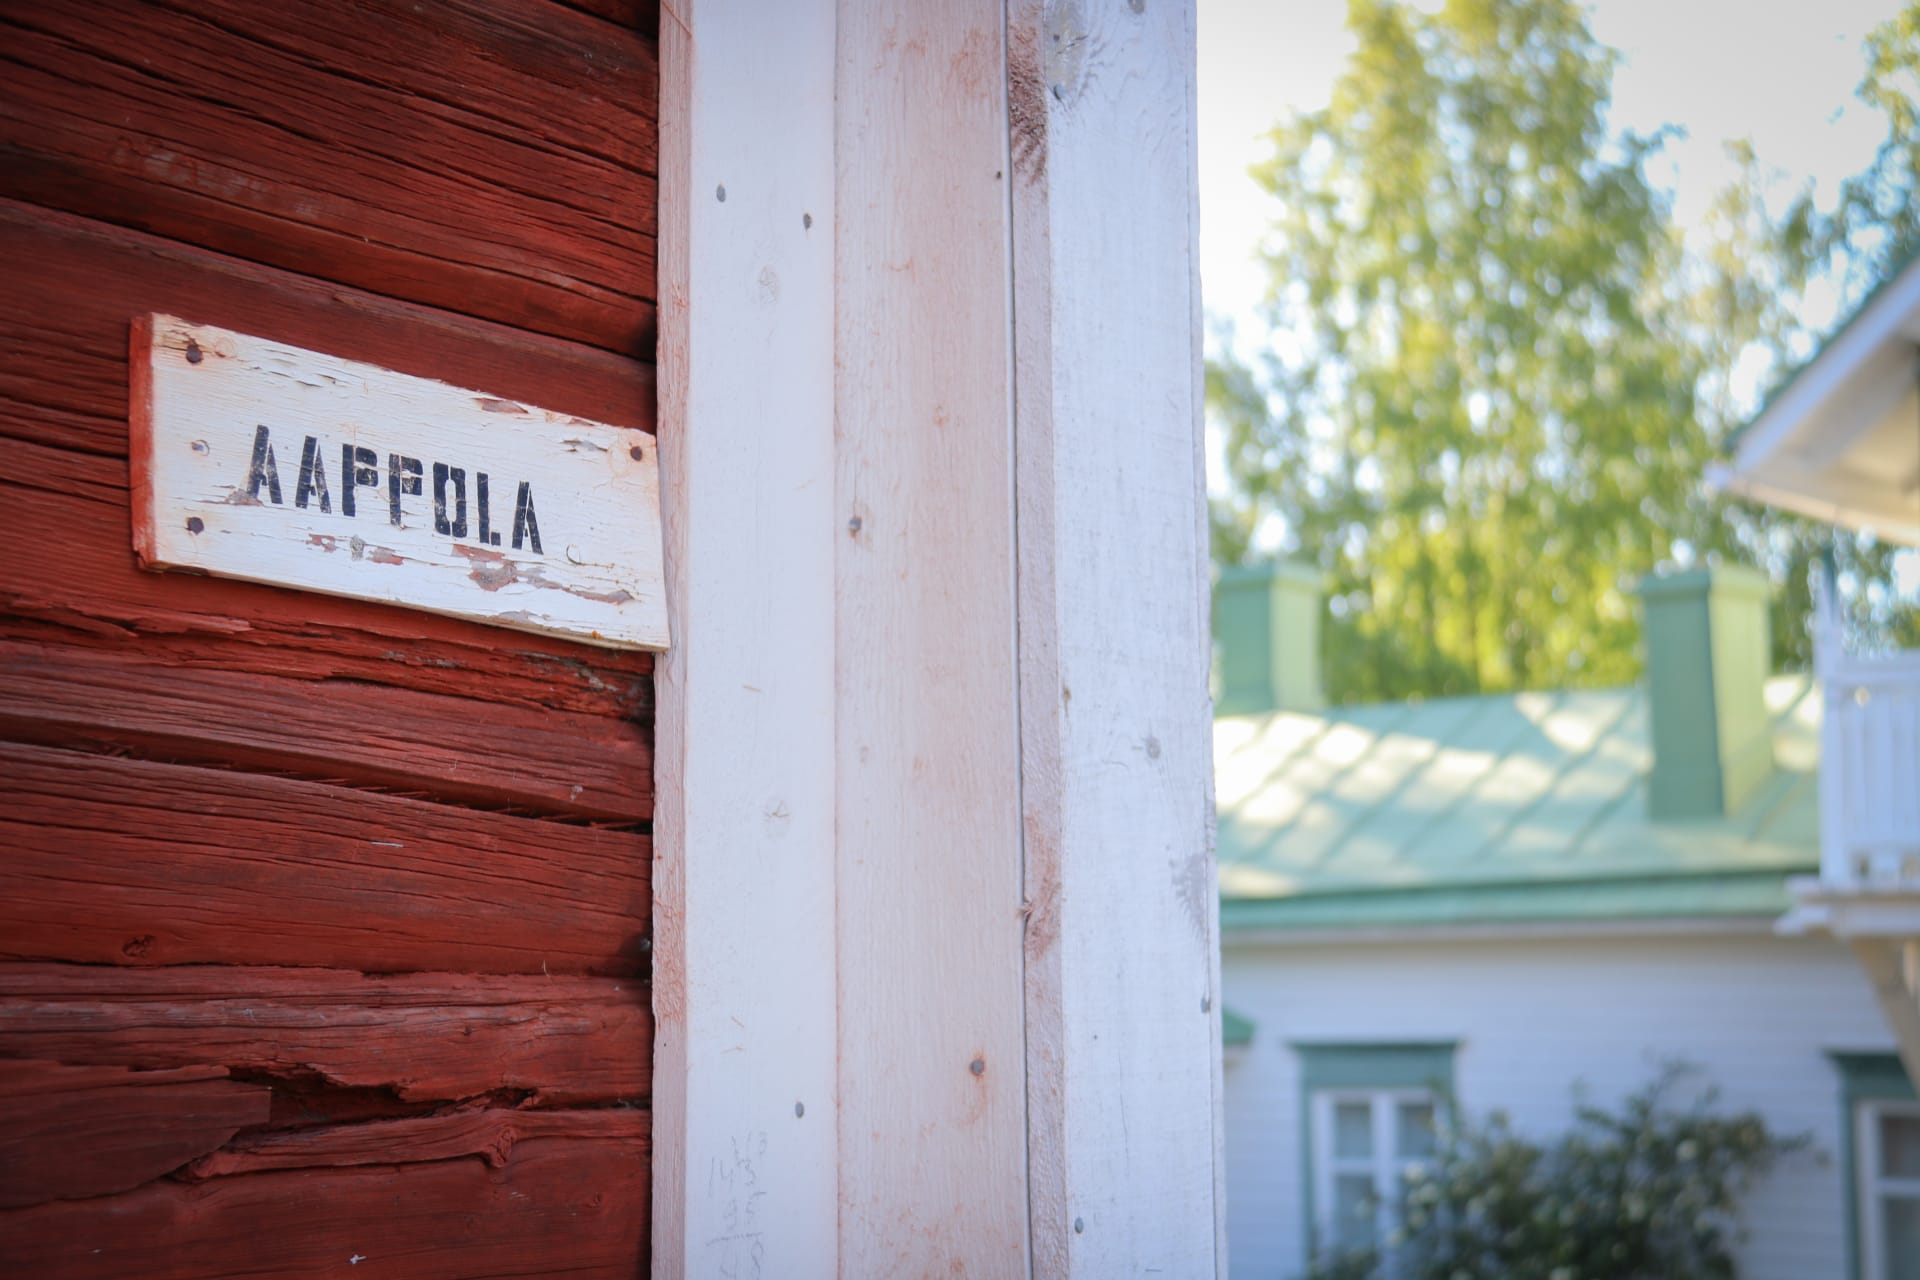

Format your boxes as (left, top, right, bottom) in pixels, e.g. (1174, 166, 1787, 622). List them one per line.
(130, 316, 668, 650)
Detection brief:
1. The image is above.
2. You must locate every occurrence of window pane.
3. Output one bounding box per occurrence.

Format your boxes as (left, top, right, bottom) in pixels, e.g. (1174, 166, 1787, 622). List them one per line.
(1334, 1101, 1372, 1159)
(1884, 1195, 1920, 1280)
(1397, 1099, 1437, 1159)
(1885, 1114, 1920, 1179)
(1333, 1173, 1378, 1252)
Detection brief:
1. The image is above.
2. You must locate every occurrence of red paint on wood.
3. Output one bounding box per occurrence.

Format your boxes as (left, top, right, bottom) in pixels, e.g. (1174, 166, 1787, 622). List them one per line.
(0, 743, 651, 976)
(0, 1059, 271, 1209)
(1, 0, 659, 353)
(0, 639, 652, 821)
(127, 312, 158, 567)
(557, 0, 661, 36)
(0, 204, 656, 715)
(0, 441, 651, 718)
(0, 200, 655, 457)
(0, 0, 661, 1254)
(0, 1134, 650, 1278)
(183, 1107, 651, 1178)
(0, 963, 651, 1106)
(0, 1059, 229, 1095)
(262, 1080, 445, 1131)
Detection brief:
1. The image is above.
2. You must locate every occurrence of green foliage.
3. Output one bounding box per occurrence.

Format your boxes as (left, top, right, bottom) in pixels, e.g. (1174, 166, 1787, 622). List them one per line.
(1775, 0, 1920, 658)
(1808, 3, 1920, 297)
(1305, 1068, 1807, 1280)
(1212, 0, 1919, 703)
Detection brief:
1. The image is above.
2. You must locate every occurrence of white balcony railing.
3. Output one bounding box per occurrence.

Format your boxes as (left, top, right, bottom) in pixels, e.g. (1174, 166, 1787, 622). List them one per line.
(1817, 581, 1920, 889)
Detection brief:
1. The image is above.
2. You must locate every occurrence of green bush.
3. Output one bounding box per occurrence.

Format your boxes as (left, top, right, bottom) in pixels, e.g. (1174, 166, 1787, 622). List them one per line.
(1306, 1068, 1809, 1280)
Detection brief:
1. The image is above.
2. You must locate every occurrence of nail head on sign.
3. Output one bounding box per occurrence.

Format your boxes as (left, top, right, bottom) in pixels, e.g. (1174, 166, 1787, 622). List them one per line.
(185, 339, 202, 364)
(186, 516, 204, 535)
(1074, 1218, 1085, 1234)
(969, 1057, 985, 1076)
(629, 445, 645, 461)
(716, 183, 727, 202)
(795, 1101, 805, 1118)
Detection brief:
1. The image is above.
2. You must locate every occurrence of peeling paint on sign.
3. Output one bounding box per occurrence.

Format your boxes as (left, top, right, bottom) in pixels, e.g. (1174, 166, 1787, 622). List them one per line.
(130, 315, 668, 650)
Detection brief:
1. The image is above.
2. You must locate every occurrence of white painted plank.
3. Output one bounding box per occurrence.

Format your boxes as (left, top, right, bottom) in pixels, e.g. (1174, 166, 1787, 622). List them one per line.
(132, 316, 665, 650)
(655, 2, 1219, 1268)
(651, 1, 840, 1275)
(1008, 0, 1224, 1274)
(834, 1, 1032, 1271)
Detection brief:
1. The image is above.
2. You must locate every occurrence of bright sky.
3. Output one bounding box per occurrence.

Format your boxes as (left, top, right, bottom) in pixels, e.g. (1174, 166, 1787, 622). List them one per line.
(1197, 0, 1905, 341)
(1197, 0, 1919, 590)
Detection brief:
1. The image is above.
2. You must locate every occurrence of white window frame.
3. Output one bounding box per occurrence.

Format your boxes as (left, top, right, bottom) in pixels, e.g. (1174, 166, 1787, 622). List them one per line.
(1311, 1087, 1442, 1261)
(1859, 1097, 1920, 1280)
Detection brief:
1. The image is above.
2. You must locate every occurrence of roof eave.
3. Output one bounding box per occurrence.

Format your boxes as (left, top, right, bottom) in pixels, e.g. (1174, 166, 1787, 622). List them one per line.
(1727, 252, 1920, 486)
(1220, 913, 1783, 947)
(1714, 464, 1920, 547)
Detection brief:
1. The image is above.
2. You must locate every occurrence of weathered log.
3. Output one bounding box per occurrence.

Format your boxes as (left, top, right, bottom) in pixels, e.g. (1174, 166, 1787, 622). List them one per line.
(0, 963, 651, 1105)
(0, 1060, 271, 1208)
(557, 0, 660, 35)
(0, 199, 656, 456)
(0, 639, 651, 822)
(183, 1107, 651, 1178)
(0, 1133, 650, 1278)
(0, 463, 654, 717)
(0, 205, 656, 716)
(0, 744, 651, 975)
(0, 0, 658, 353)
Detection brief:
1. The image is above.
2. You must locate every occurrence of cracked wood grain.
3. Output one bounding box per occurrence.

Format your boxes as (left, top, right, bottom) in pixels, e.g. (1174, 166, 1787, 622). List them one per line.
(0, 962, 651, 1105)
(0, 0, 658, 354)
(0, 200, 656, 460)
(183, 1107, 651, 1179)
(0, 1134, 650, 1279)
(0, 0, 661, 1266)
(0, 743, 651, 976)
(0, 639, 651, 821)
(0, 1059, 272, 1209)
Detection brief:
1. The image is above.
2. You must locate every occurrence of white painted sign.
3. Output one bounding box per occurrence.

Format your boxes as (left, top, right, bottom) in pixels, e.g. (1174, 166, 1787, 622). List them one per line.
(130, 315, 668, 650)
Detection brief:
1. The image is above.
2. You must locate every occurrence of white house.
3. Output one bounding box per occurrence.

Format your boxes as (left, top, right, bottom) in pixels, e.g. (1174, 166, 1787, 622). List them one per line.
(1720, 250, 1920, 1280)
(1719, 249, 1920, 1062)
(1214, 563, 1902, 1279)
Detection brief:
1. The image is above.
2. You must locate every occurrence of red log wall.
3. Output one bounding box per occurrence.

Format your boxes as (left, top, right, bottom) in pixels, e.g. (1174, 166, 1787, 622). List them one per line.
(0, 0, 658, 1272)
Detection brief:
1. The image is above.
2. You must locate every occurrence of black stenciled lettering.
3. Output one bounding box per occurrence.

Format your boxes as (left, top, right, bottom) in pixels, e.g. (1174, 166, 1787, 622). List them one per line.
(295, 435, 331, 512)
(388, 454, 423, 527)
(340, 445, 379, 518)
(512, 481, 542, 554)
(433, 463, 469, 539)
(246, 425, 283, 505)
(477, 472, 503, 547)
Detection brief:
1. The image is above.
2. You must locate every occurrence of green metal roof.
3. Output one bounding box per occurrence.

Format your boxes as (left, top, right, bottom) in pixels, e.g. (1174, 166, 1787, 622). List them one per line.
(1216, 676, 1821, 932)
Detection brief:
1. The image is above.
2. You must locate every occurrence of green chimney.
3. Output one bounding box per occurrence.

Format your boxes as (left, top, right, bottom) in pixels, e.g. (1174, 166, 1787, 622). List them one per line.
(1213, 561, 1325, 715)
(1636, 566, 1775, 819)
